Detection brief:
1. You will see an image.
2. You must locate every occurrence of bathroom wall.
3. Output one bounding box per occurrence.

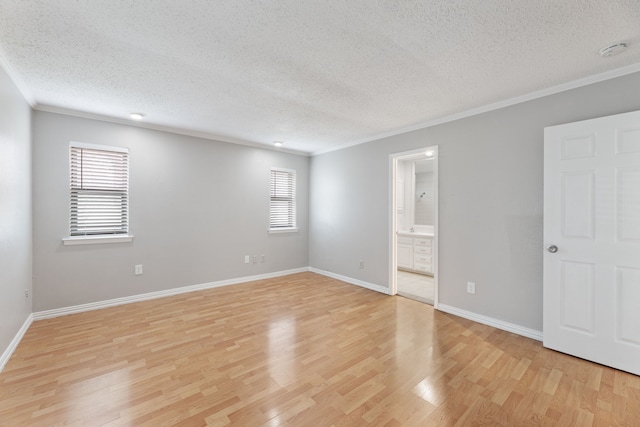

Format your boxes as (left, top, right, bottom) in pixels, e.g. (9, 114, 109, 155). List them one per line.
(414, 160, 435, 226)
(396, 159, 409, 231)
(397, 158, 435, 230)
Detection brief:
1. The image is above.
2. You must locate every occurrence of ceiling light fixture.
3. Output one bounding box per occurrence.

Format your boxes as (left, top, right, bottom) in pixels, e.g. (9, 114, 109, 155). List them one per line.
(274, 141, 283, 147)
(130, 112, 145, 120)
(598, 42, 628, 58)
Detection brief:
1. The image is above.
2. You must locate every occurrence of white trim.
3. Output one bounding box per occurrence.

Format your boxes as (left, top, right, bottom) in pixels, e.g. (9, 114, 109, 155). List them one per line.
(389, 154, 398, 296)
(32, 268, 309, 320)
(309, 267, 391, 295)
(70, 140, 129, 153)
(438, 304, 543, 341)
(26, 64, 640, 157)
(0, 314, 33, 373)
(389, 146, 439, 308)
(0, 48, 36, 106)
(432, 151, 439, 309)
(270, 166, 297, 174)
(312, 63, 640, 156)
(1, 272, 543, 375)
(63, 235, 134, 245)
(35, 104, 310, 157)
(268, 228, 299, 234)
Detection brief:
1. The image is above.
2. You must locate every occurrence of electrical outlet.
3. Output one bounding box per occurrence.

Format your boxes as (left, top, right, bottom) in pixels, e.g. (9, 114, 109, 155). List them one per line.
(261, 254, 266, 263)
(359, 260, 364, 269)
(25, 289, 29, 299)
(467, 281, 476, 294)
(244, 255, 250, 264)
(135, 264, 143, 275)
(253, 255, 258, 264)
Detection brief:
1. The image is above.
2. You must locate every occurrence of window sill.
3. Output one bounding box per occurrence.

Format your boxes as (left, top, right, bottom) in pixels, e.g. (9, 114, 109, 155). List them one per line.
(268, 227, 299, 234)
(62, 235, 134, 246)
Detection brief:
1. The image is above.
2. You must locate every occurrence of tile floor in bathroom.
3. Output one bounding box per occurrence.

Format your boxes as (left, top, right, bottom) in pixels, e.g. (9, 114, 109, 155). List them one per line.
(397, 270, 434, 305)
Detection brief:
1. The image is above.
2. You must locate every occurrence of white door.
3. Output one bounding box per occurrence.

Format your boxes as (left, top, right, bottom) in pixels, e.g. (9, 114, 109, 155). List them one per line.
(543, 110, 640, 375)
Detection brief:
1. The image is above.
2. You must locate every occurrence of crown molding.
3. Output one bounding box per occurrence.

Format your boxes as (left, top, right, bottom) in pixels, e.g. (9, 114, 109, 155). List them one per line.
(33, 104, 311, 157)
(0, 48, 36, 107)
(312, 63, 640, 156)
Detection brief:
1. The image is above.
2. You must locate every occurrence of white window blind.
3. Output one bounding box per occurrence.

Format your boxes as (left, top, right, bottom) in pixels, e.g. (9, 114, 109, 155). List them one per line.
(270, 168, 296, 230)
(69, 143, 129, 236)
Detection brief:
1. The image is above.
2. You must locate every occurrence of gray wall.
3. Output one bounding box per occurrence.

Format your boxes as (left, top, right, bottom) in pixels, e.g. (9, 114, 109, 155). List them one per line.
(0, 66, 32, 356)
(33, 112, 309, 311)
(309, 71, 640, 332)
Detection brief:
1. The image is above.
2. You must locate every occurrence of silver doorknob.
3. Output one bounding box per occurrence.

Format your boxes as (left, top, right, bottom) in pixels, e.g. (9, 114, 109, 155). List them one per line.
(547, 245, 558, 253)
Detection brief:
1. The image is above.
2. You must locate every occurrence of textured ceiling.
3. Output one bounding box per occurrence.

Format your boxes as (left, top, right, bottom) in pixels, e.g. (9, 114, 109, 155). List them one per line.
(1, 1, 639, 154)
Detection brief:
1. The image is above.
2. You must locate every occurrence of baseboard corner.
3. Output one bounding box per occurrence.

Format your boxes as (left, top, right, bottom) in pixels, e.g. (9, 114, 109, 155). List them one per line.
(0, 313, 34, 373)
(309, 267, 391, 295)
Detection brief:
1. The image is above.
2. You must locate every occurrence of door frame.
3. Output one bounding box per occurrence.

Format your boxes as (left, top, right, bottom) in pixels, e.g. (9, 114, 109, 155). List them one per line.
(389, 146, 439, 307)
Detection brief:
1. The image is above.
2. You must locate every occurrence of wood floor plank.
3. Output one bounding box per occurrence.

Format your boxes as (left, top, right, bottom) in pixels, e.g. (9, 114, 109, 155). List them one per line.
(1, 272, 638, 426)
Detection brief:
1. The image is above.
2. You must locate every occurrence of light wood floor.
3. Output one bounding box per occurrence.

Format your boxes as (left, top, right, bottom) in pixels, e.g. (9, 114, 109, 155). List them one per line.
(1, 273, 638, 426)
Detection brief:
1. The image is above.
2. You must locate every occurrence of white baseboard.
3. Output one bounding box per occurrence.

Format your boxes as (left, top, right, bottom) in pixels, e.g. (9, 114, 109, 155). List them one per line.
(309, 267, 391, 295)
(438, 304, 543, 341)
(14, 268, 541, 374)
(0, 314, 33, 373)
(33, 267, 309, 320)
(307, 270, 542, 342)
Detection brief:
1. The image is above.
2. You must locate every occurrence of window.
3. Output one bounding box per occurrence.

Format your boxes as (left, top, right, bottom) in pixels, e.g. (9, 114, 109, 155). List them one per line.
(269, 167, 297, 232)
(64, 142, 131, 244)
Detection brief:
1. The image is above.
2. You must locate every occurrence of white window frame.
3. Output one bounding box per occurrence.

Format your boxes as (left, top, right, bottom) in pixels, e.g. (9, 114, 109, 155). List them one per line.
(63, 142, 133, 245)
(269, 167, 298, 233)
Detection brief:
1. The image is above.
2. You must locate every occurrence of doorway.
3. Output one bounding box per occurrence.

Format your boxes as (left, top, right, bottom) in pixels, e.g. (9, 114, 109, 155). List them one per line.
(390, 147, 438, 307)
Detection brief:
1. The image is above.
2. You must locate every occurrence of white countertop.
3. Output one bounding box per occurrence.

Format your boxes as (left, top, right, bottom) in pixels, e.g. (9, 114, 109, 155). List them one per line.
(397, 231, 434, 238)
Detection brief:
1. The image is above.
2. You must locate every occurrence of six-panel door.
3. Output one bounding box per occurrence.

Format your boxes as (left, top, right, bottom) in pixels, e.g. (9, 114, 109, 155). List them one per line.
(543, 110, 640, 376)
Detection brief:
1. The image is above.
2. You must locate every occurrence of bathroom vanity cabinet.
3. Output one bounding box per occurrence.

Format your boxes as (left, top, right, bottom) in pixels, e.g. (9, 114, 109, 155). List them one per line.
(397, 233, 433, 275)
